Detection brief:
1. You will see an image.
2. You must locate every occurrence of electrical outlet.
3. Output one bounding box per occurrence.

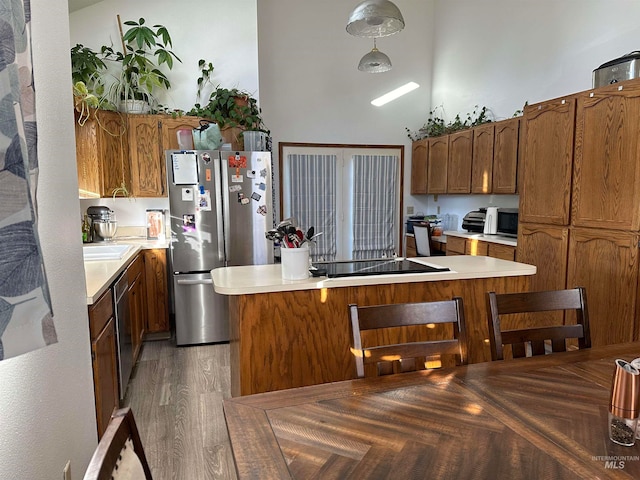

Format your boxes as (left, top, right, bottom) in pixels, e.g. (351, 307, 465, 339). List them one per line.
(406, 205, 414, 215)
(63, 460, 71, 480)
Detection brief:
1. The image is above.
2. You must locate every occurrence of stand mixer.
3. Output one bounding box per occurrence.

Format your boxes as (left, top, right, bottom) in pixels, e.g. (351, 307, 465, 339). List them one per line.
(87, 206, 117, 242)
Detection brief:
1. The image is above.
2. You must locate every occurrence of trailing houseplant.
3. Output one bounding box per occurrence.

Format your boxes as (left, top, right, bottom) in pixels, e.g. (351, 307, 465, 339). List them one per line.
(188, 86, 268, 133)
(101, 16, 182, 113)
(406, 105, 493, 141)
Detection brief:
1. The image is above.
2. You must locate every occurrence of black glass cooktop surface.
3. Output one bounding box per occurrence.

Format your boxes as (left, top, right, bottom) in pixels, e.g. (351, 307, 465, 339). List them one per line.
(310, 259, 449, 278)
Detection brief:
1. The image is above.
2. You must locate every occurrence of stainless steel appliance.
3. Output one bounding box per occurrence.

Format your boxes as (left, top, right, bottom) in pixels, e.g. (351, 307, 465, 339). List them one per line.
(593, 51, 640, 87)
(462, 209, 486, 233)
(166, 149, 274, 345)
(112, 271, 132, 399)
(87, 205, 117, 242)
(497, 208, 518, 237)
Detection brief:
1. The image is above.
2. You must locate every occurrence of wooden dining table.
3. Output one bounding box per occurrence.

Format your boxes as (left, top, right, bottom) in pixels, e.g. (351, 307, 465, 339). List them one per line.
(223, 342, 640, 479)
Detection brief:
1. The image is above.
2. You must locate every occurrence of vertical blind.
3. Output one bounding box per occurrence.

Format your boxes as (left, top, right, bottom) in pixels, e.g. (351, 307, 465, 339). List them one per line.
(288, 153, 337, 261)
(352, 154, 398, 259)
(284, 147, 401, 261)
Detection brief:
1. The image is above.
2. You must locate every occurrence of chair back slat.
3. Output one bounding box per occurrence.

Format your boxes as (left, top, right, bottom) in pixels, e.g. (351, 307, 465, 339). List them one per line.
(349, 297, 467, 378)
(486, 287, 591, 361)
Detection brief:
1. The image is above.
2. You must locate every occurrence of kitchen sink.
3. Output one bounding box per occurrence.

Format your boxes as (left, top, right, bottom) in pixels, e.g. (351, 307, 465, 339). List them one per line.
(83, 244, 134, 261)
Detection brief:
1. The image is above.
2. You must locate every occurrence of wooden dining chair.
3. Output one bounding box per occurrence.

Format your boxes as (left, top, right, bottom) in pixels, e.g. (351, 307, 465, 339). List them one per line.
(486, 287, 591, 361)
(83, 407, 153, 480)
(348, 298, 468, 378)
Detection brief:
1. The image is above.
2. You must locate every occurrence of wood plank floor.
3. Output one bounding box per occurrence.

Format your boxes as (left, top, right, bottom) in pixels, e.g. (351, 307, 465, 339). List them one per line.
(124, 339, 238, 480)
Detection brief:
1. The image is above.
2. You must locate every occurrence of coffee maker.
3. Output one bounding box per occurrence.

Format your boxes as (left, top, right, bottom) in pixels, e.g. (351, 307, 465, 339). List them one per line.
(87, 206, 117, 242)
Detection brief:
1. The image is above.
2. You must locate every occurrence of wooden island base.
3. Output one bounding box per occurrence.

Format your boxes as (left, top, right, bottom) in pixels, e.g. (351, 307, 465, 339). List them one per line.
(228, 273, 531, 396)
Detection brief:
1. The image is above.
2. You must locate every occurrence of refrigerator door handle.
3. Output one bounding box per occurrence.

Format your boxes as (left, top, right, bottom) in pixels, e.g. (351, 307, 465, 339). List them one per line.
(215, 154, 226, 264)
(176, 278, 213, 285)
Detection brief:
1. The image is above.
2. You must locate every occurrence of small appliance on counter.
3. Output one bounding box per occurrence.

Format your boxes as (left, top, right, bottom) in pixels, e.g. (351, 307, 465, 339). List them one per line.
(497, 208, 519, 237)
(462, 209, 486, 233)
(593, 51, 640, 88)
(484, 207, 498, 235)
(87, 205, 117, 242)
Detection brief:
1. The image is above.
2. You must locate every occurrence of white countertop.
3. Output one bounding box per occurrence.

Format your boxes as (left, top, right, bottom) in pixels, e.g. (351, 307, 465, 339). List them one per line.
(211, 256, 536, 295)
(443, 230, 517, 247)
(84, 237, 170, 305)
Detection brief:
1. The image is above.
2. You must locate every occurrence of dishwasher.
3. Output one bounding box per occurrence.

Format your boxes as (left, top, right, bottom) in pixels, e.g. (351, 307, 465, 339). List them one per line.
(112, 271, 132, 400)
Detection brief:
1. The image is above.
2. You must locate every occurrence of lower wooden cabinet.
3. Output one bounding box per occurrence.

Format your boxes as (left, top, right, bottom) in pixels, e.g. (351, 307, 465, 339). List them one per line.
(143, 249, 170, 333)
(405, 235, 417, 257)
(127, 253, 146, 362)
(516, 223, 569, 292)
(446, 235, 516, 260)
(567, 228, 640, 347)
(88, 289, 118, 439)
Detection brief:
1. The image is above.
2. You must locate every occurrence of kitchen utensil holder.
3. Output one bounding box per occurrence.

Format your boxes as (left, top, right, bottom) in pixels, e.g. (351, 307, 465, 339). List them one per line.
(281, 245, 309, 280)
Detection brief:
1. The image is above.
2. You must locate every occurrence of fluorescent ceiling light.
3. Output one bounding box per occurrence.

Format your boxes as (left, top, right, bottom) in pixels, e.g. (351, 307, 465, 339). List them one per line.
(371, 82, 419, 106)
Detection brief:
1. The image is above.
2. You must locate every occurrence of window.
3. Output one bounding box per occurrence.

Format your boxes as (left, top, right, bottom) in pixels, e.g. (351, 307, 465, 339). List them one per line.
(280, 143, 404, 262)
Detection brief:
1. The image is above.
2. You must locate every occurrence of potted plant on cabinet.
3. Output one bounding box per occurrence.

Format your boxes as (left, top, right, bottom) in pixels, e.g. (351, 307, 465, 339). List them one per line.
(101, 16, 181, 113)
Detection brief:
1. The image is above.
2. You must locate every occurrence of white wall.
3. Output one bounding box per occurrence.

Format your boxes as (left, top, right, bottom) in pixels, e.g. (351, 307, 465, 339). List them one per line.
(0, 1, 98, 480)
(69, 0, 259, 112)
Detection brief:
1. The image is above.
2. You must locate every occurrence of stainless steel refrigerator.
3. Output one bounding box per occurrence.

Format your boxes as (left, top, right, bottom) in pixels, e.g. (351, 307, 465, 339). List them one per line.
(166, 149, 274, 345)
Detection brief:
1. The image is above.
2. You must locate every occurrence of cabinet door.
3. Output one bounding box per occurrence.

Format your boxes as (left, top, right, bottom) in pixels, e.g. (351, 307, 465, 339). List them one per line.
(161, 116, 203, 150)
(405, 235, 417, 257)
(465, 239, 488, 256)
(471, 123, 494, 193)
(97, 110, 130, 197)
(447, 130, 472, 193)
(519, 98, 575, 225)
(427, 136, 448, 194)
(517, 223, 569, 292)
(91, 317, 118, 439)
(127, 254, 146, 362)
(573, 84, 640, 231)
(446, 235, 465, 255)
(493, 118, 519, 194)
(487, 243, 515, 261)
(128, 115, 165, 197)
(410, 139, 428, 194)
(144, 249, 170, 333)
(567, 228, 639, 346)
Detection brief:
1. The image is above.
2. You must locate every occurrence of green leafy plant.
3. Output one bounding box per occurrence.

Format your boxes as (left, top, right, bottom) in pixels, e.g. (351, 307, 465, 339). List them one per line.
(101, 16, 182, 110)
(188, 86, 268, 133)
(73, 81, 100, 126)
(196, 59, 215, 102)
(71, 44, 107, 99)
(406, 105, 493, 141)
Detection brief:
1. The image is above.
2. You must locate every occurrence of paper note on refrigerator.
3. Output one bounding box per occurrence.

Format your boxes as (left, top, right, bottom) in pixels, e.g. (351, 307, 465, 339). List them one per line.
(172, 153, 199, 184)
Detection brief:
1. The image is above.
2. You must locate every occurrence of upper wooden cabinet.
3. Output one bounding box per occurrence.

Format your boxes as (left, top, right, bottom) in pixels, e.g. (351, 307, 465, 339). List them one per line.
(493, 118, 519, 194)
(75, 110, 130, 198)
(411, 117, 520, 196)
(161, 116, 203, 151)
(519, 97, 576, 226)
(127, 115, 165, 197)
(471, 123, 494, 193)
(572, 83, 640, 231)
(427, 136, 448, 194)
(447, 130, 472, 193)
(410, 139, 428, 194)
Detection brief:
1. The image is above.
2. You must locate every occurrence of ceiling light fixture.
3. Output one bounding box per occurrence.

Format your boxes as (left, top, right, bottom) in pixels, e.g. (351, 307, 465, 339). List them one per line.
(346, 0, 405, 38)
(371, 82, 420, 106)
(358, 38, 392, 73)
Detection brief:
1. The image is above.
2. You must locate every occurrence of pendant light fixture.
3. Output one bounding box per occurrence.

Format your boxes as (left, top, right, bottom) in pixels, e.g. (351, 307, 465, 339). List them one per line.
(358, 38, 392, 73)
(346, 0, 405, 38)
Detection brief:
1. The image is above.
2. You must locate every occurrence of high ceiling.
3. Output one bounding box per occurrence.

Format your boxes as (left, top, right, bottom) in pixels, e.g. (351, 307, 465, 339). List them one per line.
(68, 0, 103, 13)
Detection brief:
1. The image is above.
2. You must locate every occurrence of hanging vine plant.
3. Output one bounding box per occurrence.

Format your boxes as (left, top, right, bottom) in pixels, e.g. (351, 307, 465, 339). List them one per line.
(406, 104, 493, 141)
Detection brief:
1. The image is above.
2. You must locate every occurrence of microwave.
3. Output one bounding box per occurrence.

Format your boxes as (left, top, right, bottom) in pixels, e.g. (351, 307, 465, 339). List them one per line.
(497, 208, 518, 237)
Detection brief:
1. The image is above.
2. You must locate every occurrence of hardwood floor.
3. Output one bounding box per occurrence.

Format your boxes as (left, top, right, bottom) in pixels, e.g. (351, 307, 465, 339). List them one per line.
(124, 339, 238, 479)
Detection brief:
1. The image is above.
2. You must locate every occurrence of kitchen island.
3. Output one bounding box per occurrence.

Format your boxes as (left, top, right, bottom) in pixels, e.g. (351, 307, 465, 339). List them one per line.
(211, 256, 536, 396)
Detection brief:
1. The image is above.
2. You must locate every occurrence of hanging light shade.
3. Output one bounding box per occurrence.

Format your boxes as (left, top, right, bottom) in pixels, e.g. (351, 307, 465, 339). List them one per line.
(346, 0, 405, 38)
(358, 39, 392, 73)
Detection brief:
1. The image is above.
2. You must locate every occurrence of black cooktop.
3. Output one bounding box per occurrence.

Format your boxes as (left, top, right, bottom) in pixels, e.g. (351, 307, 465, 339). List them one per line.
(310, 259, 449, 278)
